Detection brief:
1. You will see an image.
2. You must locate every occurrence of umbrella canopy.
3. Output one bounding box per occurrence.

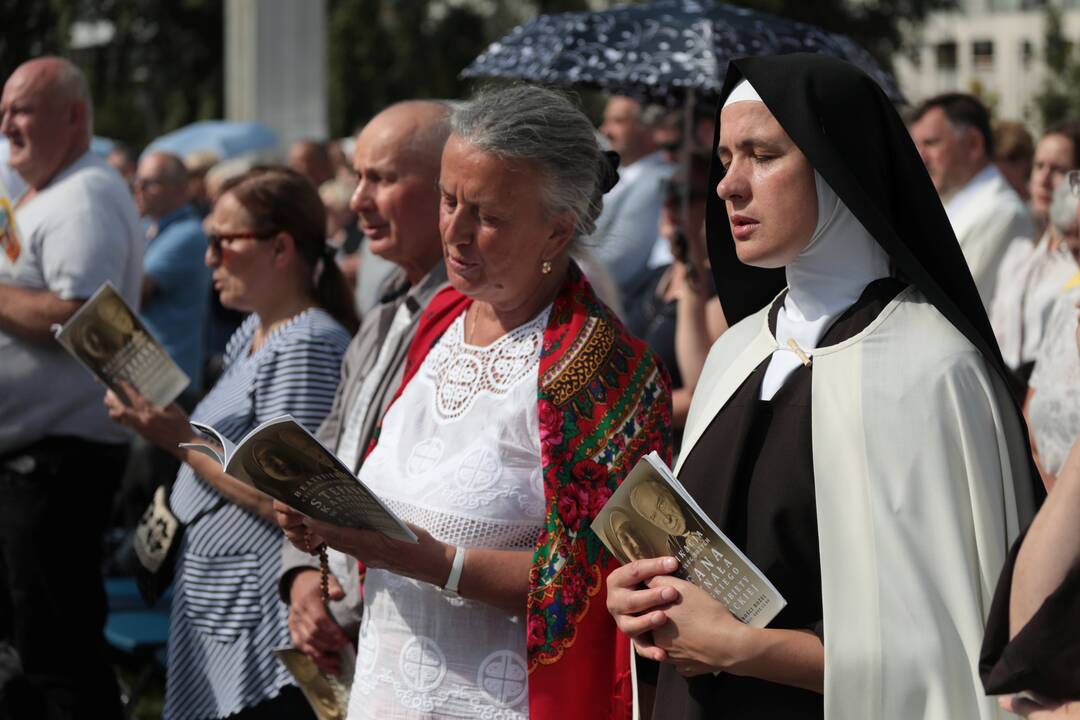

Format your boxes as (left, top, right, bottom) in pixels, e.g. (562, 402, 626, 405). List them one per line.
(461, 0, 904, 105)
(143, 120, 278, 161)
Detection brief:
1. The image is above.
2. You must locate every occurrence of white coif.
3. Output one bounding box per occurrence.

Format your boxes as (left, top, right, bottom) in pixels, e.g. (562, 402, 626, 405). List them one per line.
(348, 306, 551, 720)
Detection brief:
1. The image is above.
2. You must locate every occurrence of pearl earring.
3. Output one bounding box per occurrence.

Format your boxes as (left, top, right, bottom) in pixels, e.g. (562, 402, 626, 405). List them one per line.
(541, 260, 552, 275)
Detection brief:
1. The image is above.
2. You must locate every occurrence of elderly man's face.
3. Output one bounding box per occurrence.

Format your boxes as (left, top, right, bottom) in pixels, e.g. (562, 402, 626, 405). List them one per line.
(0, 64, 79, 189)
(601, 96, 647, 161)
(910, 107, 980, 197)
(349, 118, 440, 279)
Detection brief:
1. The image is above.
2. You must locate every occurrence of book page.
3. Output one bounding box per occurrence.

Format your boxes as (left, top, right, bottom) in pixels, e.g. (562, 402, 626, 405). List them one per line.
(224, 415, 417, 543)
(591, 451, 786, 628)
(53, 282, 189, 407)
(272, 646, 354, 720)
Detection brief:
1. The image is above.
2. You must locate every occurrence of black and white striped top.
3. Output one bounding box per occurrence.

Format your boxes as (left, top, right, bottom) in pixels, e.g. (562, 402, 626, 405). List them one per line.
(164, 309, 350, 720)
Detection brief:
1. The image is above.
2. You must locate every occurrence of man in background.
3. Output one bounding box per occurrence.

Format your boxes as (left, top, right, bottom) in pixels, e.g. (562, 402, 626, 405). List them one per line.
(591, 95, 673, 302)
(288, 139, 335, 190)
(0, 56, 142, 720)
(910, 93, 1035, 307)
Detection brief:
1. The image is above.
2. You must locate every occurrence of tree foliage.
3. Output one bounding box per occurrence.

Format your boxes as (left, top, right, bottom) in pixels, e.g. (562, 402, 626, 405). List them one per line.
(1033, 3, 1080, 128)
(3, 0, 948, 145)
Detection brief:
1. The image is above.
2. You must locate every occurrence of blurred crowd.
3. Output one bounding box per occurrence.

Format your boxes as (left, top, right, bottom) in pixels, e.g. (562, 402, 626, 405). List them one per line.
(1, 50, 1079, 720)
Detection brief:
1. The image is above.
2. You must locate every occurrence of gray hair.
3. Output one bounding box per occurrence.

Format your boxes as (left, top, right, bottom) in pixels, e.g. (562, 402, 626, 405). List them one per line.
(449, 85, 616, 246)
(1049, 179, 1079, 234)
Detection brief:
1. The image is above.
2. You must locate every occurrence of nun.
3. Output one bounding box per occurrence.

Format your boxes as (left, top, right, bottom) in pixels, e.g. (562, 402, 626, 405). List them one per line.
(606, 54, 1037, 720)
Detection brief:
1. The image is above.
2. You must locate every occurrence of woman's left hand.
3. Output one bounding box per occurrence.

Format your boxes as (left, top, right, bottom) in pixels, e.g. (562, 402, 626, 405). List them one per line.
(104, 380, 194, 455)
(647, 574, 752, 677)
(273, 501, 452, 587)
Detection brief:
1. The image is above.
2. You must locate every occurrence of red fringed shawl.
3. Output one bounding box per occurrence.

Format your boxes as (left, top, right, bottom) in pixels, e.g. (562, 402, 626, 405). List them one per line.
(371, 265, 672, 719)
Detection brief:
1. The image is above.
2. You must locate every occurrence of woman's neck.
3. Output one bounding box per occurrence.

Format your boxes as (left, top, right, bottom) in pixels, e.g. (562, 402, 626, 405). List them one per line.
(251, 292, 317, 351)
(467, 257, 567, 346)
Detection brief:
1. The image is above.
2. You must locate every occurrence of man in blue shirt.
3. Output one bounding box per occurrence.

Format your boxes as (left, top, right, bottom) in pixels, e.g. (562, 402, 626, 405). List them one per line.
(134, 151, 210, 391)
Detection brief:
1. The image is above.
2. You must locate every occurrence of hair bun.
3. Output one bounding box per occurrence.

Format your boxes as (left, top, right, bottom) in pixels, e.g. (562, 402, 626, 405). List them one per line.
(600, 150, 621, 194)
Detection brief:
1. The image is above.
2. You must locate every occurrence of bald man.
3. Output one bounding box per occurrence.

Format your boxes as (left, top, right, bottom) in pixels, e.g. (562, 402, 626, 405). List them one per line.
(278, 101, 450, 676)
(134, 151, 210, 389)
(287, 139, 335, 189)
(0, 57, 141, 719)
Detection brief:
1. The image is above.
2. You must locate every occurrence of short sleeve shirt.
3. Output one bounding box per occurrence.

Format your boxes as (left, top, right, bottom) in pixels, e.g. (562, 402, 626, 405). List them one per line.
(0, 151, 143, 452)
(141, 205, 211, 387)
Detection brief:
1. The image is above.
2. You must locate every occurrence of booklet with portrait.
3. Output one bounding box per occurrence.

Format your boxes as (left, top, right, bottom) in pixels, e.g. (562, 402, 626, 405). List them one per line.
(53, 281, 190, 407)
(591, 451, 786, 628)
(181, 414, 417, 543)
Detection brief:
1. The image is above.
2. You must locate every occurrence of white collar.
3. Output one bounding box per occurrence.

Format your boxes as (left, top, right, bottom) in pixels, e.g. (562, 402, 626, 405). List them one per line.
(760, 171, 891, 399)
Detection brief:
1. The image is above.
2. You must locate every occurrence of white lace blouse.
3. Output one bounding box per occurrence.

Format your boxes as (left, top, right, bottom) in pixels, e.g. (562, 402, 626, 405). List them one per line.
(347, 306, 551, 720)
(1028, 287, 1080, 478)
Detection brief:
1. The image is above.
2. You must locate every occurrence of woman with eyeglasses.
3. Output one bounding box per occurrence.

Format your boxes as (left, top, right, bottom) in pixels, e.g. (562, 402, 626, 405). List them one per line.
(105, 166, 358, 720)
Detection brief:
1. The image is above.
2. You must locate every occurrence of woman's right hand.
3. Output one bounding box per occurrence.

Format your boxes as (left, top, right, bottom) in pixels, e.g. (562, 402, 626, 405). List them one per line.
(605, 557, 680, 662)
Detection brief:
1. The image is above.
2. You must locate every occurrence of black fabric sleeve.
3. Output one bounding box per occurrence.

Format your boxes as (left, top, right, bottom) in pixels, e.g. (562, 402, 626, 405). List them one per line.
(980, 530, 1080, 699)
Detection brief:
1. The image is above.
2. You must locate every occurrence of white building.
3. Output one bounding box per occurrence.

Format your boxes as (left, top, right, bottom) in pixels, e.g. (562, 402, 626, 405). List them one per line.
(894, 0, 1080, 126)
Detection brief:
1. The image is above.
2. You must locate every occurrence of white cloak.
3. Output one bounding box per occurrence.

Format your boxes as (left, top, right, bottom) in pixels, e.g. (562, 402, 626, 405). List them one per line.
(676, 286, 1036, 720)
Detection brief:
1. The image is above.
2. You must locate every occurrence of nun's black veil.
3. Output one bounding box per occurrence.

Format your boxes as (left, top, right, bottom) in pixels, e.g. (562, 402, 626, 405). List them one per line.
(706, 53, 1011, 390)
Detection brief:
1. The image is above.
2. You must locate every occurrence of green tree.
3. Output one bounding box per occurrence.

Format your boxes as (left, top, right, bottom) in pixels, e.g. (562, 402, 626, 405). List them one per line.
(1, 0, 223, 148)
(1033, 3, 1080, 127)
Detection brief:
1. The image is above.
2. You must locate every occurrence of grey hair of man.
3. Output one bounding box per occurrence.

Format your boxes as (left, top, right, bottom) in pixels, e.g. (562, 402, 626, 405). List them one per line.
(1048, 177, 1079, 233)
(449, 85, 617, 248)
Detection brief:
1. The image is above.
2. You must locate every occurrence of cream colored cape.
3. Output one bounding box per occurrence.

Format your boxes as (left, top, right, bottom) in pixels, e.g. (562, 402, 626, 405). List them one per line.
(676, 286, 1035, 720)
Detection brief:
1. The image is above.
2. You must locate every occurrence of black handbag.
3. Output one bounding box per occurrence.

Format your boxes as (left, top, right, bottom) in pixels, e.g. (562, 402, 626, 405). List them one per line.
(132, 485, 225, 606)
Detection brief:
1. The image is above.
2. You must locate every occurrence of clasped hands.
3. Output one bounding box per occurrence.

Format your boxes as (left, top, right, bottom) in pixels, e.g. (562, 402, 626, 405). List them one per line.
(605, 556, 753, 677)
(273, 501, 453, 589)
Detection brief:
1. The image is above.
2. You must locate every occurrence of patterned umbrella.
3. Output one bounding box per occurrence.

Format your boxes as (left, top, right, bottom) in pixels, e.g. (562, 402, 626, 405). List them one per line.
(461, 0, 904, 105)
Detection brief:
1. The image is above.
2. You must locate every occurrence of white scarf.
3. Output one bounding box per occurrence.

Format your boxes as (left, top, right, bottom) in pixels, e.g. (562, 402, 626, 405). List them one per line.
(723, 80, 891, 400)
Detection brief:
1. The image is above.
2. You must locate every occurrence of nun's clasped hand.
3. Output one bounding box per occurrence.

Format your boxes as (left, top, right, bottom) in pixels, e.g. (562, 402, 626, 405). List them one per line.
(103, 380, 194, 456)
(272, 500, 453, 587)
(606, 556, 753, 677)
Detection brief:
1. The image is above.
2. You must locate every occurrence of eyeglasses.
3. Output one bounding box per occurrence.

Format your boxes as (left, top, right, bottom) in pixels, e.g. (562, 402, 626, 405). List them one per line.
(1069, 170, 1080, 197)
(205, 231, 274, 255)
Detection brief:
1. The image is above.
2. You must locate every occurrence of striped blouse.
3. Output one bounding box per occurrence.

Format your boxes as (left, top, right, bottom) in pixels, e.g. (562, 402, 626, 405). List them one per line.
(164, 309, 351, 720)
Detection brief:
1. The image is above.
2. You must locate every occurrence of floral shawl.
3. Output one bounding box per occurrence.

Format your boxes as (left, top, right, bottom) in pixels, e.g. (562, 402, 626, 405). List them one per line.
(372, 264, 673, 719)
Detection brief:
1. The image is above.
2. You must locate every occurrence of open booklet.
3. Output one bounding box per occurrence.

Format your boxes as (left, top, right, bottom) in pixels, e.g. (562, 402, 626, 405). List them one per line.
(591, 451, 786, 628)
(273, 645, 355, 720)
(182, 414, 417, 543)
(53, 281, 189, 407)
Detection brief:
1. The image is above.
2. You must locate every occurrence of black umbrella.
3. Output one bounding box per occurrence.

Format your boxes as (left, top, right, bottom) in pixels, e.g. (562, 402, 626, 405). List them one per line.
(461, 0, 905, 105)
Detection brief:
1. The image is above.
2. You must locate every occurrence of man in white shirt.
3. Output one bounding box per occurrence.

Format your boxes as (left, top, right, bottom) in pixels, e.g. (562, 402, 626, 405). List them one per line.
(909, 93, 1035, 308)
(591, 95, 673, 301)
(0, 57, 141, 719)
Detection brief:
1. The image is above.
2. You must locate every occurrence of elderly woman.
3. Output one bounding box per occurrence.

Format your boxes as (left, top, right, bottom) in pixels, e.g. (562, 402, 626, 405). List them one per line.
(276, 85, 672, 720)
(105, 167, 357, 719)
(606, 54, 1036, 720)
(991, 148, 1080, 378)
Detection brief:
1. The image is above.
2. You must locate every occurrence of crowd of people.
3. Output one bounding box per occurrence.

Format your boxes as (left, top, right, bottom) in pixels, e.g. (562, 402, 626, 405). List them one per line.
(0, 49, 1077, 720)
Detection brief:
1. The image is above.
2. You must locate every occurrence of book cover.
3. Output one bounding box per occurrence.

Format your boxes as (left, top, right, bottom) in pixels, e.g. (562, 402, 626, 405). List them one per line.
(53, 281, 189, 407)
(273, 645, 355, 720)
(591, 451, 786, 628)
(183, 415, 417, 543)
